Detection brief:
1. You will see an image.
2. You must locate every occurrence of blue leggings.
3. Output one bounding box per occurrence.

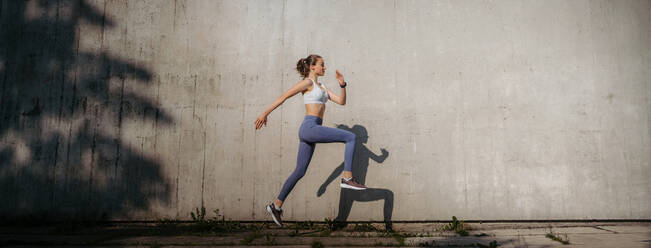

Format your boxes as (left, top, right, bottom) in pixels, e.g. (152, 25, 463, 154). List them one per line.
(277, 115, 356, 202)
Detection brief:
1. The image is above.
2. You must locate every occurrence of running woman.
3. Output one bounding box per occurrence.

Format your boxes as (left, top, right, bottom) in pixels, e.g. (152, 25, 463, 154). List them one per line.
(254, 54, 367, 227)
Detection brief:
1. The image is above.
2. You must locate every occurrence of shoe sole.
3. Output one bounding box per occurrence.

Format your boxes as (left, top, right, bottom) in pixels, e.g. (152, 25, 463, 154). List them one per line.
(266, 205, 282, 227)
(340, 183, 367, 190)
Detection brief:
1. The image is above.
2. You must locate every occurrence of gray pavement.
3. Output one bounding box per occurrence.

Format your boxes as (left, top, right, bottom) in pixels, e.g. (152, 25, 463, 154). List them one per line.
(0, 221, 649, 247)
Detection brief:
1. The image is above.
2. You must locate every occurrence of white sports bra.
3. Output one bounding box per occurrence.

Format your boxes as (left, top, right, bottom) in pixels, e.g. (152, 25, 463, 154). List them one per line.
(303, 78, 328, 104)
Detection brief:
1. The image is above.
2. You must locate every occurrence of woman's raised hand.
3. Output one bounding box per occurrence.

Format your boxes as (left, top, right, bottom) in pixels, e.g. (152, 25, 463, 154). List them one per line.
(335, 69, 345, 85)
(255, 113, 268, 130)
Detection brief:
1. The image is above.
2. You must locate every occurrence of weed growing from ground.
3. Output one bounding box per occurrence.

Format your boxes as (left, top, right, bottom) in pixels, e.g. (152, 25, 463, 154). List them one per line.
(545, 227, 570, 245)
(187, 207, 249, 234)
(323, 218, 335, 231)
(190, 207, 206, 222)
(442, 216, 469, 236)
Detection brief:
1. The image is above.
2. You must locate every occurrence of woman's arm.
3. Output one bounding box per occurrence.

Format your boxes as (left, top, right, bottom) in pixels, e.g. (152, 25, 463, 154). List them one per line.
(326, 69, 347, 105)
(326, 87, 346, 105)
(255, 80, 310, 130)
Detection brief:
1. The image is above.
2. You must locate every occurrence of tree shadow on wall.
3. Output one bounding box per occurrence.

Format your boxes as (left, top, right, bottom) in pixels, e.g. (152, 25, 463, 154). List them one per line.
(316, 124, 394, 230)
(0, 0, 173, 221)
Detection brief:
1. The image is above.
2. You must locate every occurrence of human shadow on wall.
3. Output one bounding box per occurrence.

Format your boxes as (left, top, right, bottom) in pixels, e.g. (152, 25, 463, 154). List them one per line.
(316, 124, 393, 230)
(0, 0, 173, 221)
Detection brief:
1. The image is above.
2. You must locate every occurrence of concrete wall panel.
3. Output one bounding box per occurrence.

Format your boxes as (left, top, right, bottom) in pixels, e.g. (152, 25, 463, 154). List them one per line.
(0, 0, 649, 221)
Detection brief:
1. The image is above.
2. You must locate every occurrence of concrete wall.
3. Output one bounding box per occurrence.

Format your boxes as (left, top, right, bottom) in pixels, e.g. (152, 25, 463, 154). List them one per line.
(0, 0, 649, 221)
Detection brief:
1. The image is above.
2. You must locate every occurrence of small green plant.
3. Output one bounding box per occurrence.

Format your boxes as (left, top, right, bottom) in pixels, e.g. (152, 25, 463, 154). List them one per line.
(190, 206, 207, 222)
(188, 207, 247, 234)
(323, 218, 336, 231)
(311, 240, 324, 248)
(545, 228, 570, 245)
(442, 216, 469, 236)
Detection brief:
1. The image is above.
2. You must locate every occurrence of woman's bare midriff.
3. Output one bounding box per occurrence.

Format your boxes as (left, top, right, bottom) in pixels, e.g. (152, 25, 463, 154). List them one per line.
(305, 103, 325, 119)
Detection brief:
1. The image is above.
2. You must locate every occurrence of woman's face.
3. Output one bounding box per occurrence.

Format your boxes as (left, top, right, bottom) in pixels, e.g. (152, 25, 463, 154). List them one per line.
(311, 58, 326, 76)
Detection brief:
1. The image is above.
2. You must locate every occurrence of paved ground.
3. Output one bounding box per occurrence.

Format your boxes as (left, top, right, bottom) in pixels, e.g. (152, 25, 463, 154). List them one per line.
(1, 221, 649, 247)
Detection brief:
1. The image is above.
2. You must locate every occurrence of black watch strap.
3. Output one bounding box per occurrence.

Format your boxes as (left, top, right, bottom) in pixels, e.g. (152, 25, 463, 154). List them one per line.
(340, 81, 347, 88)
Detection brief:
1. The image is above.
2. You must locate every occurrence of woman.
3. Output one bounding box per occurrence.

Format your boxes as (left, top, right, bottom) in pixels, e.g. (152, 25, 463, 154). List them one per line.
(254, 54, 367, 227)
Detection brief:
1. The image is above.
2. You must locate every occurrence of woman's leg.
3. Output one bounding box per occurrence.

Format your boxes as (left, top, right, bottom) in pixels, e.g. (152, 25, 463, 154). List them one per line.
(276, 140, 315, 204)
(275, 118, 356, 207)
(302, 125, 356, 172)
